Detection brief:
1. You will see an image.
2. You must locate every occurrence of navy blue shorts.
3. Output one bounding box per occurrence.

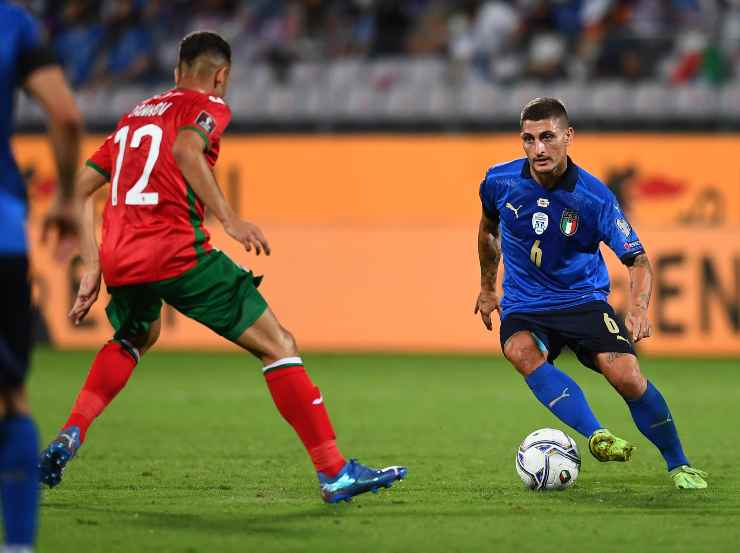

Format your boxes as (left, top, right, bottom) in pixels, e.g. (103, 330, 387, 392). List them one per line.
(0, 256, 32, 390)
(499, 301, 635, 372)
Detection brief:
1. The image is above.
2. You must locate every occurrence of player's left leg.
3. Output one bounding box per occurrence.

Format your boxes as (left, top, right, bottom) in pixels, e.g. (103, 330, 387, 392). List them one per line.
(595, 352, 707, 489)
(0, 256, 39, 552)
(40, 286, 162, 489)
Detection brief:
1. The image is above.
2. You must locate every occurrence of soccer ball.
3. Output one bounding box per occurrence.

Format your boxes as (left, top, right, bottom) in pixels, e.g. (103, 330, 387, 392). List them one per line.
(515, 428, 581, 490)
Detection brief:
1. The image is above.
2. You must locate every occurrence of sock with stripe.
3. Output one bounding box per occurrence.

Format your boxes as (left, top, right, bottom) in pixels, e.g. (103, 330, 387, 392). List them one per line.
(63, 340, 139, 443)
(525, 361, 603, 438)
(0, 415, 39, 550)
(626, 380, 689, 471)
(263, 357, 346, 477)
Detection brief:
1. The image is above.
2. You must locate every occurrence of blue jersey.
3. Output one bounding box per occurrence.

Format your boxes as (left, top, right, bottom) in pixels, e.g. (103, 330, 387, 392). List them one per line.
(479, 157, 645, 318)
(0, 2, 53, 255)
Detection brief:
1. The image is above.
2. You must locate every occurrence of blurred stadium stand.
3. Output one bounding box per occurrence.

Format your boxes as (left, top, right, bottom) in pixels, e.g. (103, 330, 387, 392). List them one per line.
(14, 0, 740, 131)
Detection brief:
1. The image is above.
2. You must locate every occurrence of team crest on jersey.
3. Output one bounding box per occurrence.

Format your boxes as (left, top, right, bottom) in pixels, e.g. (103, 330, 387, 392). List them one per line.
(616, 218, 632, 237)
(195, 111, 216, 134)
(532, 212, 549, 235)
(560, 209, 579, 236)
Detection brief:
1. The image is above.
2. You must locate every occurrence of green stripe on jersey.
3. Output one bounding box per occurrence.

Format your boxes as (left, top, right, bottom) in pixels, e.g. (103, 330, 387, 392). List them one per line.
(179, 125, 209, 150)
(186, 184, 208, 261)
(86, 160, 110, 180)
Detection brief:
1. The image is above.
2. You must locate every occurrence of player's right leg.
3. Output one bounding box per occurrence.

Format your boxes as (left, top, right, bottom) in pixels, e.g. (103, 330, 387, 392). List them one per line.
(0, 256, 39, 552)
(40, 288, 162, 488)
(231, 308, 407, 503)
(160, 250, 406, 503)
(501, 324, 632, 462)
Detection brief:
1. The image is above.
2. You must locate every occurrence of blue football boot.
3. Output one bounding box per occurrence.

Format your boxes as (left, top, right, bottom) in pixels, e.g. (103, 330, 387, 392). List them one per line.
(319, 459, 407, 503)
(39, 426, 82, 488)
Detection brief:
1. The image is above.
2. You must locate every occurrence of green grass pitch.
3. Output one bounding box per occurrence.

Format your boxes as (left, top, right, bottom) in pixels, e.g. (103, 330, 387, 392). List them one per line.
(29, 349, 740, 553)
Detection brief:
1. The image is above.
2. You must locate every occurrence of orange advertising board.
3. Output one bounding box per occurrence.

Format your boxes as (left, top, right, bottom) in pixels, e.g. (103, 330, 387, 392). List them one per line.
(14, 134, 740, 228)
(13, 134, 740, 355)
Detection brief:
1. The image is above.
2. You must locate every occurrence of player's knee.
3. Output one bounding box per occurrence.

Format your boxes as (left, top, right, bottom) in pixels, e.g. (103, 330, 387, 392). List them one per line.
(0, 386, 30, 417)
(262, 327, 299, 365)
(605, 357, 646, 400)
(503, 333, 546, 376)
(127, 320, 161, 356)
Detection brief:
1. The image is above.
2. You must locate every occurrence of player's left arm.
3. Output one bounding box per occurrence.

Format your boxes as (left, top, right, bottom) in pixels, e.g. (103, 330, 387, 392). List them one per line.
(600, 194, 652, 342)
(625, 253, 653, 342)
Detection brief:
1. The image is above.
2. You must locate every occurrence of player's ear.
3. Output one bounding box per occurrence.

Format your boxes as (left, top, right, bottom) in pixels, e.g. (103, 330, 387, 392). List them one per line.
(174, 65, 180, 86)
(214, 65, 230, 93)
(564, 126, 574, 145)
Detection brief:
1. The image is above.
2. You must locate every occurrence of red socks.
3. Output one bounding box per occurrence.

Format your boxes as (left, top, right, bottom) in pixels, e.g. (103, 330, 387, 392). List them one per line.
(64, 341, 138, 443)
(263, 358, 346, 477)
(63, 347, 345, 478)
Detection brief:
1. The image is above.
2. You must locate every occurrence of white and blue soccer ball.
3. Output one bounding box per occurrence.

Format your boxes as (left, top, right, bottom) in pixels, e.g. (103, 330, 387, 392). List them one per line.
(515, 428, 581, 491)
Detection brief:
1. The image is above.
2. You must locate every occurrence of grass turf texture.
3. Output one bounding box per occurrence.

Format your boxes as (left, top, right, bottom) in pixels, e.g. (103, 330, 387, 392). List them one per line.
(29, 349, 740, 553)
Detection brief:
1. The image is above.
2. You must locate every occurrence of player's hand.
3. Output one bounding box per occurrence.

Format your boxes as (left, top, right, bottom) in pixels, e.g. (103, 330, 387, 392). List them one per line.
(68, 268, 101, 325)
(474, 288, 501, 331)
(625, 306, 652, 342)
(224, 217, 271, 256)
(41, 197, 79, 263)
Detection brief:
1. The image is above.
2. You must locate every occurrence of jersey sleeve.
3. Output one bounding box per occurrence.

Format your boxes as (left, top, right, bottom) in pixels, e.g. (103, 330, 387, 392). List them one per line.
(16, 8, 57, 83)
(599, 193, 645, 266)
(178, 96, 232, 151)
(85, 134, 114, 181)
(478, 169, 500, 222)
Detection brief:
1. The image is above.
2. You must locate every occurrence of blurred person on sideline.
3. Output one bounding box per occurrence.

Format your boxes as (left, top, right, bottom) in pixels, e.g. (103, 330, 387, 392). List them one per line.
(0, 2, 82, 552)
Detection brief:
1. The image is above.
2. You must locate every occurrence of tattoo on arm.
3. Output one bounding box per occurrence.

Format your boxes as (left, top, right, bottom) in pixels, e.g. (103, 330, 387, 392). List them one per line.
(478, 212, 500, 290)
(628, 253, 653, 310)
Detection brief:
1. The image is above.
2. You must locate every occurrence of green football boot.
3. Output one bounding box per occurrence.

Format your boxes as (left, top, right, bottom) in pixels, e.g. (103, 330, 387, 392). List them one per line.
(588, 429, 635, 462)
(670, 466, 708, 489)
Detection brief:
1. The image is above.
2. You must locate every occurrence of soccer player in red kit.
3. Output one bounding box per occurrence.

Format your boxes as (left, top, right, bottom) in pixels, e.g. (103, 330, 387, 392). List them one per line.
(39, 32, 406, 503)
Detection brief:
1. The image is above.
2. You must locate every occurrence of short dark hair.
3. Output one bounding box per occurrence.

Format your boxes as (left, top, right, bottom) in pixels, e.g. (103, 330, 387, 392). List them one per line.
(520, 97, 569, 127)
(178, 31, 231, 66)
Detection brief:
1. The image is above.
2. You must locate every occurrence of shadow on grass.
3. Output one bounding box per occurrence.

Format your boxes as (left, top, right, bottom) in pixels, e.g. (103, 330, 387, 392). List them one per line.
(43, 503, 340, 537)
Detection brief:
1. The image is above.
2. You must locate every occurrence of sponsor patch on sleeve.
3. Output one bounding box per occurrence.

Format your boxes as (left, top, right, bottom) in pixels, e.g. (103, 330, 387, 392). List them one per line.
(623, 240, 642, 250)
(195, 111, 216, 134)
(616, 218, 632, 237)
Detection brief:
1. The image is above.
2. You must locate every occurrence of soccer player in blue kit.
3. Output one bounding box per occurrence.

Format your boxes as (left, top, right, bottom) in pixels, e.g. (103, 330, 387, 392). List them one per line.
(0, 2, 82, 551)
(475, 98, 707, 489)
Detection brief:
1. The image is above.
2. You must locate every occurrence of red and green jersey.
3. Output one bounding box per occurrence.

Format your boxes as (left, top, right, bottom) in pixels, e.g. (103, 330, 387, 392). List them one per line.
(87, 88, 231, 286)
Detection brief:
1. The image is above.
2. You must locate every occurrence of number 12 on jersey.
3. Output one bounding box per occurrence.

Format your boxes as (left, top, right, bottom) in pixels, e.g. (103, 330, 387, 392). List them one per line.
(111, 124, 162, 206)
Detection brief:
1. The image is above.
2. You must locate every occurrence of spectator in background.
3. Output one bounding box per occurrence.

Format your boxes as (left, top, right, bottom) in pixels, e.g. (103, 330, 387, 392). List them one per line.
(370, 0, 414, 56)
(449, 1, 523, 82)
(87, 0, 155, 89)
(51, 1, 102, 88)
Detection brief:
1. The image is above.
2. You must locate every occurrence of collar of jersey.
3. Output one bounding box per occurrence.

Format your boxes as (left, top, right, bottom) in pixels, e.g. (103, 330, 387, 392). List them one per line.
(520, 156, 578, 192)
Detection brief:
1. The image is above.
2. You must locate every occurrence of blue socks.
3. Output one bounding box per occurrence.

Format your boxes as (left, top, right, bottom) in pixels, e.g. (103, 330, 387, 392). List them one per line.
(525, 362, 602, 438)
(626, 381, 689, 471)
(0, 415, 39, 548)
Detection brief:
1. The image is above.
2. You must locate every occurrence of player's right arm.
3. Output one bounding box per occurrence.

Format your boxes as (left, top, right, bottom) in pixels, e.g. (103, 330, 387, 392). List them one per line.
(172, 129, 270, 255)
(475, 207, 502, 331)
(68, 165, 107, 325)
(19, 10, 83, 258)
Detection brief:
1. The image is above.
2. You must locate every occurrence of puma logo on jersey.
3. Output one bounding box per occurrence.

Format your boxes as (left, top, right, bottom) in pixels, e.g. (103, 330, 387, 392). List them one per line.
(505, 203, 523, 218)
(616, 335, 630, 344)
